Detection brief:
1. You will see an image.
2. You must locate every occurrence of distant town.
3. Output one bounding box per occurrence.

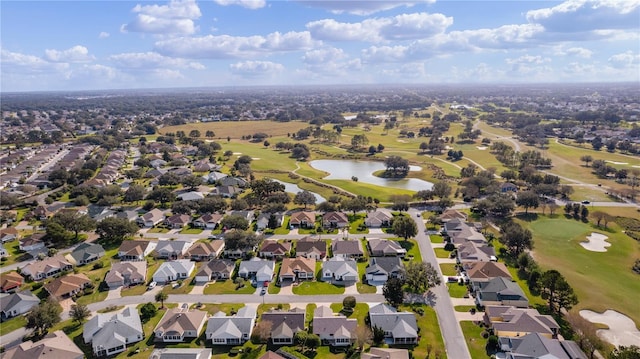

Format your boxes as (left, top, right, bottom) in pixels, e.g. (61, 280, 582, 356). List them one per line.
(0, 84, 639, 359)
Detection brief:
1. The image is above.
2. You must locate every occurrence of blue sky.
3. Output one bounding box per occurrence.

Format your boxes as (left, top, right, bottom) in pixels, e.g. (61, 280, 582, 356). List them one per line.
(1, 0, 639, 92)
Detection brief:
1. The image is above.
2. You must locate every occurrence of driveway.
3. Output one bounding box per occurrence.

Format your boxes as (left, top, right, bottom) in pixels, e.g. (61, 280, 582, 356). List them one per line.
(105, 287, 122, 300)
(344, 283, 358, 295)
(190, 283, 206, 295)
(278, 282, 294, 295)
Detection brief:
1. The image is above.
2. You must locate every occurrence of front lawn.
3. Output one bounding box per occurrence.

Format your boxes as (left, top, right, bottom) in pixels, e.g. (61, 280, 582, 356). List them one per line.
(203, 279, 255, 295)
(147, 227, 170, 233)
(196, 303, 245, 315)
(440, 263, 458, 276)
(292, 281, 345, 295)
(430, 234, 445, 243)
(434, 248, 450, 258)
(348, 214, 369, 234)
(400, 304, 447, 359)
(395, 238, 422, 262)
(0, 315, 27, 336)
(0, 240, 23, 267)
(460, 321, 491, 359)
(179, 227, 203, 234)
(447, 282, 469, 298)
(357, 282, 377, 294)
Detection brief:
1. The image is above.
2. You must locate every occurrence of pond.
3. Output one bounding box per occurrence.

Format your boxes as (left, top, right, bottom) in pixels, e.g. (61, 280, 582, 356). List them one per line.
(270, 179, 326, 203)
(309, 159, 433, 191)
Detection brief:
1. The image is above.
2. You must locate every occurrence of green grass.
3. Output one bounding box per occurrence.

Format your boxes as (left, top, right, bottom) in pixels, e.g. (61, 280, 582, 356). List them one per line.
(460, 321, 491, 359)
(348, 214, 369, 234)
(258, 303, 291, 316)
(0, 240, 24, 267)
(330, 302, 369, 326)
(396, 238, 422, 262)
(430, 235, 445, 243)
(196, 303, 245, 315)
(0, 315, 27, 336)
(447, 282, 469, 298)
(400, 304, 447, 359)
(147, 227, 170, 233)
(292, 281, 345, 295)
(121, 284, 148, 297)
(357, 282, 377, 294)
(520, 215, 640, 326)
(455, 305, 478, 312)
(440, 263, 458, 276)
(203, 279, 255, 295)
(434, 248, 451, 258)
(179, 227, 203, 234)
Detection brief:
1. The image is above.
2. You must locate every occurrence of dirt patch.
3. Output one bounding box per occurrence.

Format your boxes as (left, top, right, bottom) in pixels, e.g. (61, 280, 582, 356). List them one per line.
(580, 309, 640, 347)
(580, 232, 611, 252)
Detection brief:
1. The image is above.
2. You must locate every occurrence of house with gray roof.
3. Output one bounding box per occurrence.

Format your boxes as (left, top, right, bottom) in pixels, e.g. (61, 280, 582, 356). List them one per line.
(0, 290, 39, 320)
(332, 240, 364, 259)
(361, 348, 410, 359)
(2, 330, 84, 359)
(202, 171, 227, 184)
(154, 308, 208, 343)
(116, 210, 139, 222)
(177, 191, 205, 201)
(83, 306, 143, 357)
(368, 304, 418, 345)
(193, 213, 224, 229)
(195, 259, 235, 283)
(237, 258, 275, 284)
(312, 306, 357, 346)
(105, 261, 147, 289)
(68, 242, 105, 266)
(154, 240, 192, 259)
(484, 306, 559, 339)
(150, 348, 213, 359)
(457, 241, 497, 264)
(321, 257, 358, 284)
(256, 212, 285, 231)
(500, 333, 587, 359)
(152, 260, 195, 284)
(365, 257, 404, 284)
(205, 306, 257, 345)
(475, 277, 529, 308)
(137, 208, 165, 228)
(295, 237, 326, 260)
(261, 308, 305, 345)
(367, 238, 407, 257)
(365, 209, 393, 228)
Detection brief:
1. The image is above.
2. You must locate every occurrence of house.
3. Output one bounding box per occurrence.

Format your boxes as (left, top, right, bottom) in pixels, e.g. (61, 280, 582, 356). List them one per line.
(33, 205, 52, 220)
(177, 191, 205, 201)
(365, 209, 393, 228)
(219, 177, 247, 188)
(0, 227, 19, 243)
(83, 307, 143, 357)
(2, 330, 84, 359)
(0, 290, 39, 320)
(312, 306, 357, 346)
(228, 210, 254, 222)
(295, 237, 326, 260)
(154, 240, 192, 259)
(457, 241, 497, 264)
(44, 273, 91, 299)
(193, 213, 223, 229)
(259, 240, 291, 259)
(19, 233, 46, 252)
(164, 214, 191, 229)
(0, 271, 23, 293)
(444, 219, 487, 245)
(261, 308, 305, 345)
(464, 261, 512, 291)
(87, 205, 115, 222)
(438, 209, 467, 223)
(361, 348, 410, 359)
(193, 160, 218, 172)
(256, 212, 285, 231)
(206, 306, 257, 345)
(322, 211, 349, 228)
(500, 333, 587, 359)
(215, 185, 241, 198)
(105, 261, 147, 289)
(368, 304, 418, 345)
(116, 210, 139, 222)
(289, 211, 315, 228)
(259, 351, 287, 359)
(501, 182, 518, 193)
(237, 258, 275, 284)
(484, 306, 560, 339)
(321, 257, 358, 284)
(137, 209, 165, 227)
(365, 257, 404, 284)
(0, 243, 7, 257)
(195, 259, 235, 283)
(367, 238, 407, 257)
(149, 159, 167, 168)
(118, 240, 157, 261)
(20, 254, 73, 280)
(188, 240, 225, 261)
(332, 240, 364, 259)
(279, 257, 315, 282)
(68, 242, 105, 266)
(145, 168, 167, 178)
(153, 260, 195, 284)
(150, 348, 213, 359)
(475, 277, 529, 308)
(154, 308, 208, 342)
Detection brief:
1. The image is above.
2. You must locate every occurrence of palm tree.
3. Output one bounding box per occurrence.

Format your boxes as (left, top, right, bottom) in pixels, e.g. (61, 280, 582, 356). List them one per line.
(155, 292, 168, 309)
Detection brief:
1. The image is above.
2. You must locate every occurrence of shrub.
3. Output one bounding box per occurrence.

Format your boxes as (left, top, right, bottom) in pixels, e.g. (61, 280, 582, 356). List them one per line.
(92, 262, 104, 270)
(444, 242, 455, 251)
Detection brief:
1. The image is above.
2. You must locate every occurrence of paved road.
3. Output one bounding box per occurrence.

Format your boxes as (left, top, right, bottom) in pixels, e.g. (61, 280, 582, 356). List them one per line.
(409, 208, 472, 359)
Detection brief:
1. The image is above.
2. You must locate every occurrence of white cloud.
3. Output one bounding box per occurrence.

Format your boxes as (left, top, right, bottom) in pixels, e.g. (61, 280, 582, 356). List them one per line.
(302, 47, 345, 64)
(229, 61, 284, 77)
(608, 51, 640, 68)
(213, 0, 266, 9)
(70, 64, 119, 80)
(154, 31, 317, 58)
(99, 31, 110, 39)
(558, 46, 593, 58)
(44, 45, 95, 63)
(526, 0, 640, 33)
(121, 0, 201, 35)
(1, 48, 69, 74)
(362, 45, 408, 63)
(506, 54, 551, 65)
(108, 52, 205, 70)
(307, 12, 452, 43)
(298, 0, 435, 16)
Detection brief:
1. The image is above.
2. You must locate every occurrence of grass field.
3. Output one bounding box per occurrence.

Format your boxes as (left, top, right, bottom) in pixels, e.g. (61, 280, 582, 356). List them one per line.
(292, 281, 345, 295)
(522, 215, 640, 326)
(203, 279, 255, 295)
(159, 120, 311, 140)
(460, 321, 491, 359)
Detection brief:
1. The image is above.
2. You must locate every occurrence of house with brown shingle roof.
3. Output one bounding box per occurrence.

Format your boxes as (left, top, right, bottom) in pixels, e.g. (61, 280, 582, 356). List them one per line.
(259, 240, 291, 260)
(193, 213, 223, 229)
(484, 306, 560, 339)
(331, 240, 364, 259)
(322, 211, 349, 229)
(20, 254, 72, 281)
(438, 209, 467, 223)
(19, 233, 46, 252)
(0, 227, 19, 243)
(105, 261, 147, 289)
(118, 240, 157, 261)
(312, 305, 357, 346)
(2, 330, 83, 359)
(164, 214, 191, 229)
(289, 211, 316, 228)
(44, 273, 91, 299)
(279, 257, 315, 282)
(137, 209, 165, 228)
(188, 240, 225, 261)
(154, 308, 208, 343)
(464, 261, 512, 292)
(0, 271, 23, 293)
(295, 237, 326, 260)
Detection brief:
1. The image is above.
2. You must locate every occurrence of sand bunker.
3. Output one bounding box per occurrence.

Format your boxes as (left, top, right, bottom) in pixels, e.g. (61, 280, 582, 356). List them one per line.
(580, 310, 640, 347)
(396, 139, 407, 143)
(233, 152, 242, 155)
(252, 158, 261, 160)
(605, 160, 628, 165)
(580, 232, 611, 252)
(476, 146, 488, 150)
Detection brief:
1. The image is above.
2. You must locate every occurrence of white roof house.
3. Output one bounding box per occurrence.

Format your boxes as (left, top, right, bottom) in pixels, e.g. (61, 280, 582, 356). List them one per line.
(205, 306, 257, 345)
(83, 307, 143, 357)
(152, 260, 195, 284)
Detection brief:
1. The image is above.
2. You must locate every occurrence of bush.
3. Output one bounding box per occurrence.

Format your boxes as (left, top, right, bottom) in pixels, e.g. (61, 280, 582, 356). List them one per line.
(92, 262, 104, 270)
(444, 242, 455, 251)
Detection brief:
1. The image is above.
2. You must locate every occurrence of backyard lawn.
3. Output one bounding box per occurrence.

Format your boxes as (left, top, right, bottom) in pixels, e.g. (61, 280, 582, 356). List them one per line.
(522, 215, 640, 326)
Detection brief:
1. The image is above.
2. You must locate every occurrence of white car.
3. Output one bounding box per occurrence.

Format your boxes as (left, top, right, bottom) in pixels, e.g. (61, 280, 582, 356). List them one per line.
(147, 281, 157, 290)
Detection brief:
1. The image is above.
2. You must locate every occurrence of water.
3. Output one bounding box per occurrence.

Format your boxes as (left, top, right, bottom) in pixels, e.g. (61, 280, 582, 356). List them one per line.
(309, 159, 433, 191)
(270, 179, 326, 203)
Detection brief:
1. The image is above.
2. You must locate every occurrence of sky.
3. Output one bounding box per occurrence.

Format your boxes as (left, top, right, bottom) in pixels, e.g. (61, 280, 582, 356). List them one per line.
(1, 0, 639, 92)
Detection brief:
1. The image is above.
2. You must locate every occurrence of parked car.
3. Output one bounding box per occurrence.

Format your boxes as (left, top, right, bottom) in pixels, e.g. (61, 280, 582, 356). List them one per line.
(147, 281, 157, 290)
(581, 200, 590, 204)
(260, 287, 267, 295)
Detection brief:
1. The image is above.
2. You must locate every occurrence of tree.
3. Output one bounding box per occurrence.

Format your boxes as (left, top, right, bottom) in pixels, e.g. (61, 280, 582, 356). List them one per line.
(403, 261, 441, 294)
(189, 129, 201, 138)
(372, 325, 385, 344)
(26, 299, 62, 337)
(295, 331, 309, 351)
(501, 222, 533, 257)
(609, 346, 640, 359)
(50, 211, 95, 241)
(392, 216, 418, 240)
(293, 190, 316, 209)
(205, 130, 215, 138)
(341, 196, 368, 214)
(251, 320, 272, 344)
(432, 182, 452, 200)
(140, 302, 158, 323)
(477, 193, 516, 217)
(96, 217, 139, 244)
(540, 269, 578, 314)
(124, 184, 146, 203)
(354, 326, 373, 350)
(351, 134, 369, 149)
(565, 311, 604, 359)
(220, 215, 250, 230)
(306, 333, 321, 351)
(70, 303, 90, 324)
(181, 175, 203, 190)
(516, 191, 539, 214)
(384, 156, 410, 177)
(383, 277, 405, 307)
(580, 155, 593, 167)
(146, 187, 176, 204)
(343, 296, 356, 311)
(155, 292, 168, 309)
